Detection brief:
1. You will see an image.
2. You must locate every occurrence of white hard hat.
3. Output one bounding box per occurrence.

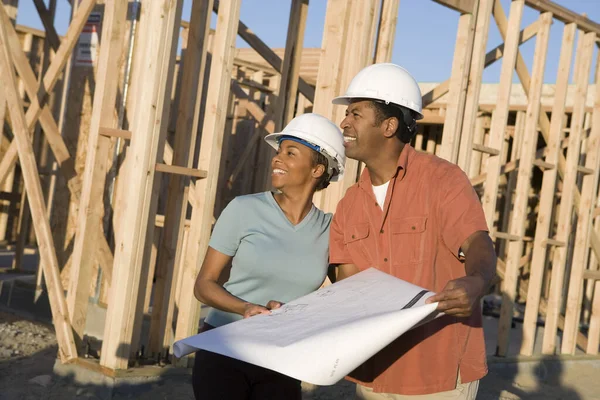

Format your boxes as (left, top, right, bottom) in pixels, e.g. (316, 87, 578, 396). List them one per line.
(332, 63, 423, 120)
(264, 113, 345, 181)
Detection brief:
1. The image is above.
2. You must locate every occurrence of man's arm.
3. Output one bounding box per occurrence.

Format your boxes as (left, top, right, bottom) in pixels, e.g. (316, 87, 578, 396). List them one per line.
(426, 230, 497, 317)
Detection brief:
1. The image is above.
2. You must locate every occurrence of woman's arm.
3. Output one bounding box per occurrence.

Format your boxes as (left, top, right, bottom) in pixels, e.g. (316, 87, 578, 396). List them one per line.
(194, 247, 271, 318)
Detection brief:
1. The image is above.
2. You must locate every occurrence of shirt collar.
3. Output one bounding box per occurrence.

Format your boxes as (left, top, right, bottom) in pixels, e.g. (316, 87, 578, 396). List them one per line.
(358, 144, 413, 188)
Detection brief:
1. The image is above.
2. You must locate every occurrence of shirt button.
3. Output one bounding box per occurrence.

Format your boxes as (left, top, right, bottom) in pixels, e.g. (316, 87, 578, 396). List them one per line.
(411, 226, 416, 230)
(352, 234, 355, 239)
(384, 258, 388, 262)
(375, 202, 378, 206)
(380, 229, 384, 234)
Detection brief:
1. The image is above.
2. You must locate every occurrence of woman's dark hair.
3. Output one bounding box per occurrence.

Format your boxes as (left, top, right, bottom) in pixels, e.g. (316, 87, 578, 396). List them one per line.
(368, 100, 417, 144)
(310, 151, 331, 191)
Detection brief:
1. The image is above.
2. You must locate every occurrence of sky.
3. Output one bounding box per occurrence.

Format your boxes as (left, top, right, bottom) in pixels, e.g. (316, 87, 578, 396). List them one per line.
(14, 0, 600, 84)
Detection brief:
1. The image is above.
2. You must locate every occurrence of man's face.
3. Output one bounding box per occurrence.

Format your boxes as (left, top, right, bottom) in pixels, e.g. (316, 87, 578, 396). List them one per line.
(340, 100, 386, 163)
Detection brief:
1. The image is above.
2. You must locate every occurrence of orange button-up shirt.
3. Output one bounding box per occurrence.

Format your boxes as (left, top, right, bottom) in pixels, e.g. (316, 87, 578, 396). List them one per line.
(330, 145, 489, 395)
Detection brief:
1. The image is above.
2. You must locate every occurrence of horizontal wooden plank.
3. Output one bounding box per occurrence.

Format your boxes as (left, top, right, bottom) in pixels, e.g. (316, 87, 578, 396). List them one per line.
(577, 165, 595, 175)
(583, 270, 600, 280)
(533, 159, 555, 170)
(493, 231, 521, 241)
(432, 0, 476, 14)
(472, 143, 500, 155)
(98, 127, 132, 140)
(155, 163, 208, 179)
(525, 0, 600, 35)
(543, 238, 567, 247)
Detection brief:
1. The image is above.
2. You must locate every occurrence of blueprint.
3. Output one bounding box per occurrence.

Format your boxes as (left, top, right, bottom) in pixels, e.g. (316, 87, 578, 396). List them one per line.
(173, 268, 440, 385)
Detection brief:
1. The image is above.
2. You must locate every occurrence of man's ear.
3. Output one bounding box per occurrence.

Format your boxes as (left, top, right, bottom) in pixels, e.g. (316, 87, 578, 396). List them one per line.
(383, 117, 399, 138)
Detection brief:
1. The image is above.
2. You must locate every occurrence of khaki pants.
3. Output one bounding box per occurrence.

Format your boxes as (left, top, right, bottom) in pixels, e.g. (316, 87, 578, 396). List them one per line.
(356, 378, 479, 400)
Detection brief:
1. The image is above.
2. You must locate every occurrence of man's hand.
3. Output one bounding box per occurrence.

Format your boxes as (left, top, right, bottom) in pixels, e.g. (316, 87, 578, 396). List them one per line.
(242, 303, 271, 318)
(425, 275, 486, 317)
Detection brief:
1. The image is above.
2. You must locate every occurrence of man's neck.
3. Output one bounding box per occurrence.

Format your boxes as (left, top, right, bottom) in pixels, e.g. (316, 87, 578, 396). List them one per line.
(365, 143, 405, 186)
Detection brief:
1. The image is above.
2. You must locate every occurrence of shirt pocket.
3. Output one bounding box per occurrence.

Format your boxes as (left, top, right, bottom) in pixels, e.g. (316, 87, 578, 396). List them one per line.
(391, 217, 427, 265)
(343, 223, 371, 266)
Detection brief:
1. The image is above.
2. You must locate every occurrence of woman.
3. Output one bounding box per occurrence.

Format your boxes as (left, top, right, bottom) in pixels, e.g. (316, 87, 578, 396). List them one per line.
(191, 113, 345, 400)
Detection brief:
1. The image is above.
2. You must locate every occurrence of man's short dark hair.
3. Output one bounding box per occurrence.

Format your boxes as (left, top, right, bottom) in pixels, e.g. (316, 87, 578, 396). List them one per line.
(367, 100, 417, 144)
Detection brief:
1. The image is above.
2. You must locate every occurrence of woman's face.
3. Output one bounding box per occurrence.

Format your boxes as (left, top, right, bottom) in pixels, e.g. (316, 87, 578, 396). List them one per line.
(271, 140, 324, 191)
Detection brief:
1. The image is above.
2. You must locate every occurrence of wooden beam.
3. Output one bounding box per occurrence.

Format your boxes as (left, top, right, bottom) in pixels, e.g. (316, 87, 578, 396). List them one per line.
(32, 0, 60, 51)
(317, 0, 380, 214)
(100, 0, 184, 371)
(432, 0, 475, 14)
(173, 0, 242, 367)
(0, 0, 97, 187)
(67, 0, 128, 352)
(562, 45, 600, 355)
(422, 18, 540, 109)
(438, 2, 479, 163)
(99, 127, 132, 140)
(481, 0, 524, 233)
(524, 0, 600, 36)
(520, 25, 577, 357)
(496, 12, 552, 357)
(213, 0, 315, 103)
(155, 163, 208, 179)
(457, 0, 493, 172)
(543, 30, 595, 355)
(273, 0, 309, 131)
(374, 0, 400, 63)
(0, 9, 77, 362)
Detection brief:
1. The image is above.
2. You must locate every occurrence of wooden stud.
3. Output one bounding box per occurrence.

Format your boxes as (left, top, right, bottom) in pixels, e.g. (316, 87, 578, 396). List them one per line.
(524, 0, 600, 36)
(155, 163, 208, 179)
(542, 31, 595, 355)
(520, 22, 577, 356)
(496, 12, 552, 356)
(0, 10, 77, 362)
(317, 0, 380, 214)
(32, 0, 60, 52)
(66, 0, 128, 350)
(422, 18, 540, 110)
(173, 0, 242, 367)
(438, 1, 478, 163)
(562, 48, 600, 355)
(0, 0, 97, 187)
(147, 0, 214, 358)
(457, 0, 493, 172)
(374, 0, 400, 64)
(481, 0, 524, 234)
(433, 0, 476, 14)
(211, 0, 314, 103)
(100, 0, 184, 370)
(273, 0, 309, 131)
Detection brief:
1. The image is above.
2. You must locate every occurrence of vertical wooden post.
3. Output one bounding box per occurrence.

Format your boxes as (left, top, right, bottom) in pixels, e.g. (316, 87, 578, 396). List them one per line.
(520, 22, 577, 356)
(67, 0, 128, 350)
(305, 0, 352, 209)
(495, 12, 552, 357)
(148, 0, 214, 357)
(0, 11, 77, 363)
(273, 0, 309, 131)
(317, 0, 380, 214)
(100, 0, 184, 370)
(438, 2, 479, 163)
(560, 37, 600, 355)
(542, 31, 595, 355)
(481, 0, 524, 231)
(373, 0, 399, 64)
(457, 0, 494, 173)
(173, 0, 242, 367)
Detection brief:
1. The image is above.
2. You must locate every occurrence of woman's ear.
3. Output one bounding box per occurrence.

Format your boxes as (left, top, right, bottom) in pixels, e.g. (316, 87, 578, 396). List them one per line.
(312, 163, 326, 179)
(383, 117, 399, 139)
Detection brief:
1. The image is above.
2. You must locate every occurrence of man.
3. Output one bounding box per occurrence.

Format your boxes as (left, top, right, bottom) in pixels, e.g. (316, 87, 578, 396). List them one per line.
(329, 63, 497, 399)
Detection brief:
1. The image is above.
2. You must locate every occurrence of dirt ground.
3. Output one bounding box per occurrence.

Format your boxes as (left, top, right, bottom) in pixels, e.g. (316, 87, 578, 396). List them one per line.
(1, 310, 599, 400)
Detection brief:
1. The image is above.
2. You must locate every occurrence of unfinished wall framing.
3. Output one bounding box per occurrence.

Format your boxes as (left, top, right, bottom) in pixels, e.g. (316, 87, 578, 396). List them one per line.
(1, 0, 600, 375)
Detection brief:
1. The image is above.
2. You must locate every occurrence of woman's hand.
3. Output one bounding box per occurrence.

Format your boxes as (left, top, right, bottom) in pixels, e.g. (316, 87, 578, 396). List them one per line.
(243, 303, 271, 318)
(266, 300, 284, 310)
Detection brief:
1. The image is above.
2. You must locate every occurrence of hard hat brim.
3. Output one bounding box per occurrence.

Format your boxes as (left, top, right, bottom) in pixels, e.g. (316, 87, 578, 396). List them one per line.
(331, 95, 424, 120)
